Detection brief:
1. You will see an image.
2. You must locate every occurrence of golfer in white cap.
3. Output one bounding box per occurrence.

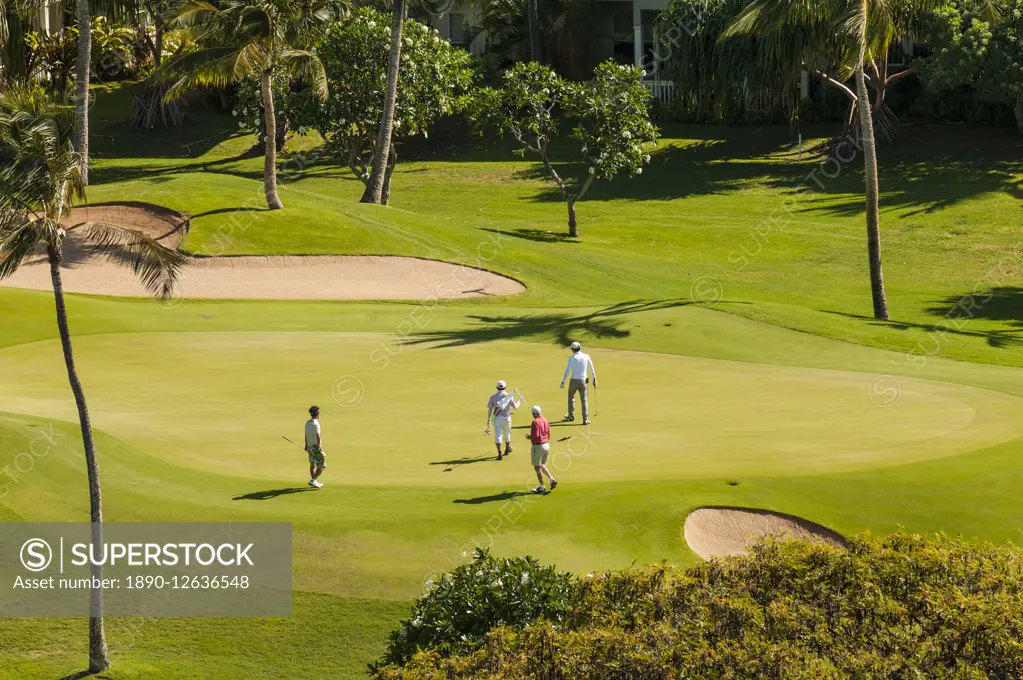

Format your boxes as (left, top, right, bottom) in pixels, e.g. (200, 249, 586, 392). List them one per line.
(560, 341, 597, 424)
(485, 380, 523, 460)
(525, 404, 556, 493)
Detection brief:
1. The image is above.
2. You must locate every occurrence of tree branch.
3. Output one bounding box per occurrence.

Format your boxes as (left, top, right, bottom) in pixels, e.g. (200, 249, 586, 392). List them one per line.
(807, 68, 857, 102)
(574, 172, 597, 203)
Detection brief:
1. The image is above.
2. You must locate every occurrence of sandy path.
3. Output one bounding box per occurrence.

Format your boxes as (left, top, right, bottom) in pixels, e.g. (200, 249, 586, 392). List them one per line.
(684, 507, 846, 560)
(1, 202, 525, 302)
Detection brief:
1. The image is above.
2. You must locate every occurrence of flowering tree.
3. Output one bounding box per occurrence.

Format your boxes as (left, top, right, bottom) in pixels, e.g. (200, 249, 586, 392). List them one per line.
(920, 0, 1023, 132)
(291, 8, 474, 204)
(468, 61, 656, 237)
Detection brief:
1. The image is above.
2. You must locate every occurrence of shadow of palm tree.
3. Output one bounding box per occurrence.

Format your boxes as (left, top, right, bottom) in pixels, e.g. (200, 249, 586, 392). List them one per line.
(406, 299, 690, 349)
(825, 306, 1023, 349)
(232, 487, 316, 501)
(480, 227, 581, 244)
(454, 490, 532, 505)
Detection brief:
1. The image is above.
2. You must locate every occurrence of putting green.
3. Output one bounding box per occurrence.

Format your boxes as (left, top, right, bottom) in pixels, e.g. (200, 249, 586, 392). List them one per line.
(0, 333, 1020, 489)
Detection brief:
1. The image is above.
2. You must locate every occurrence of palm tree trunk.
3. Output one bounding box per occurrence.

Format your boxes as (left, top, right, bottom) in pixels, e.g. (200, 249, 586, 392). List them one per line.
(260, 69, 284, 210)
(75, 0, 92, 186)
(361, 0, 406, 204)
(527, 0, 541, 63)
(47, 246, 110, 673)
(855, 65, 889, 321)
(381, 144, 397, 206)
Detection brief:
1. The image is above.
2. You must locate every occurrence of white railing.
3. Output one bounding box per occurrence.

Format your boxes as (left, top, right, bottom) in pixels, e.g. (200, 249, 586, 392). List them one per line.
(642, 80, 675, 104)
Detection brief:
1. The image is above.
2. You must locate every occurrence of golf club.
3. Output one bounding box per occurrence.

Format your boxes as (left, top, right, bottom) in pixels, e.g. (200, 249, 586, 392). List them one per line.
(282, 435, 303, 449)
(590, 383, 598, 418)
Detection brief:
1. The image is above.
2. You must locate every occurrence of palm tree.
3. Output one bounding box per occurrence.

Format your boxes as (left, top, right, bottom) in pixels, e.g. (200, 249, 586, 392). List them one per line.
(722, 0, 937, 320)
(361, 0, 405, 204)
(75, 0, 92, 185)
(0, 88, 186, 674)
(527, 0, 540, 61)
(161, 0, 343, 209)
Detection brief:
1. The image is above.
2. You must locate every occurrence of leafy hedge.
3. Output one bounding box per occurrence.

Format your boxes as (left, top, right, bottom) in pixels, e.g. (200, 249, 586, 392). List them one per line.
(375, 533, 1023, 679)
(375, 548, 579, 668)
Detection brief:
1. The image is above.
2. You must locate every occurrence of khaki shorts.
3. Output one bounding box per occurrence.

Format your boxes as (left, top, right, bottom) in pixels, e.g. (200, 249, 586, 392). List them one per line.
(306, 446, 326, 468)
(530, 443, 550, 467)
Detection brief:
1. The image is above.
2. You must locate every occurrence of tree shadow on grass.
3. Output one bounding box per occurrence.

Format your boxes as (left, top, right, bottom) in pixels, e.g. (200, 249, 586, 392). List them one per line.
(480, 227, 580, 244)
(406, 299, 690, 349)
(454, 490, 532, 505)
(233, 487, 316, 501)
(824, 305, 1023, 349)
(60, 672, 99, 680)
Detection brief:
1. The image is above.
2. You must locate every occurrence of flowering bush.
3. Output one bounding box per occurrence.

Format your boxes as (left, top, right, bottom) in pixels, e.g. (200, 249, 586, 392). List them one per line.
(920, 0, 1023, 131)
(375, 548, 578, 668)
(467, 60, 657, 236)
(292, 8, 475, 192)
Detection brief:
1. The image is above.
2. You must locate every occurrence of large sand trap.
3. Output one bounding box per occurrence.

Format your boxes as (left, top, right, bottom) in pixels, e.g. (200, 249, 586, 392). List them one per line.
(684, 507, 846, 560)
(1, 202, 525, 301)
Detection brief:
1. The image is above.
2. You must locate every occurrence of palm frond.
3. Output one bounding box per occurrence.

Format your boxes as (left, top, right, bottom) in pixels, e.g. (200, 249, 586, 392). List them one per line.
(0, 217, 57, 279)
(160, 44, 271, 98)
(280, 49, 328, 99)
(76, 222, 189, 299)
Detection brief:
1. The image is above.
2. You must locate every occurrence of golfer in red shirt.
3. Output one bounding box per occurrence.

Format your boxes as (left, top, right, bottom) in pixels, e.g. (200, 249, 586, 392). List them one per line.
(525, 405, 557, 494)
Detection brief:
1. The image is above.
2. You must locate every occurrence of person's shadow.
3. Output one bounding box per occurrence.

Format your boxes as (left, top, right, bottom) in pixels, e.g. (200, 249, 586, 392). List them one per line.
(232, 487, 315, 501)
(453, 490, 532, 505)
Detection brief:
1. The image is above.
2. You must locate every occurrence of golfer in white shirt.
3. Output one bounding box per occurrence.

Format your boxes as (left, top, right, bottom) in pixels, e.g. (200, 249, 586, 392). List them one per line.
(560, 341, 597, 423)
(485, 380, 523, 460)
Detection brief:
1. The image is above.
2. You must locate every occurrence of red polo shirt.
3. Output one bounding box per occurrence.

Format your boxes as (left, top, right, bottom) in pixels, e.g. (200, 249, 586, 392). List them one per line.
(529, 416, 551, 445)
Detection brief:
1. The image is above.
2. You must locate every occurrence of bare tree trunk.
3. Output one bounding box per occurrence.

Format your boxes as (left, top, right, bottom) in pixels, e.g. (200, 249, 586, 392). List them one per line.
(381, 144, 397, 206)
(1015, 95, 1023, 135)
(527, 0, 541, 63)
(567, 200, 578, 237)
(361, 0, 406, 204)
(855, 65, 889, 321)
(260, 69, 284, 210)
(153, 16, 164, 66)
(47, 246, 110, 673)
(75, 0, 92, 185)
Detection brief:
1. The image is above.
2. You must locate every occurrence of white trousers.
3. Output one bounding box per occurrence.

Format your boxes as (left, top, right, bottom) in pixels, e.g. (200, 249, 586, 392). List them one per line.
(492, 417, 511, 444)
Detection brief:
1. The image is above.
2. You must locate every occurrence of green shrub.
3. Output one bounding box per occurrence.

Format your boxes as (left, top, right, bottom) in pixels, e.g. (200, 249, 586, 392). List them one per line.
(376, 548, 579, 668)
(375, 533, 1023, 679)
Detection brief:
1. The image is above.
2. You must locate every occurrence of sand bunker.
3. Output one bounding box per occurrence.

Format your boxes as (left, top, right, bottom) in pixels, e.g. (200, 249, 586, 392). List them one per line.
(684, 507, 846, 560)
(1, 202, 525, 301)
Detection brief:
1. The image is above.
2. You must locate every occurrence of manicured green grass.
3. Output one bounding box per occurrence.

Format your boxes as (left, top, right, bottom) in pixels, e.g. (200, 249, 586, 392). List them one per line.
(1, 84, 1022, 677)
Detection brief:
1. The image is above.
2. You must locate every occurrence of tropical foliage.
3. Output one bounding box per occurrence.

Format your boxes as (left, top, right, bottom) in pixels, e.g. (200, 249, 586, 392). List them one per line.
(468, 61, 656, 237)
(287, 8, 473, 203)
(375, 533, 1023, 679)
(376, 548, 579, 668)
(159, 0, 343, 209)
(920, 0, 1023, 132)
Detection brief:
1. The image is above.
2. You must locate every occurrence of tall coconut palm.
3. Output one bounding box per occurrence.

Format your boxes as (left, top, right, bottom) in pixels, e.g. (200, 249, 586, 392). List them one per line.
(75, 0, 92, 184)
(361, 0, 405, 204)
(722, 0, 937, 320)
(0, 88, 186, 674)
(160, 0, 343, 209)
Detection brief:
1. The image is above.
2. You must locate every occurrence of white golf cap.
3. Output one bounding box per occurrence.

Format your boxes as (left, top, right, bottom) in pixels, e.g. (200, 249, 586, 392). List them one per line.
(496, 379, 507, 389)
(570, 341, 581, 350)
(532, 405, 542, 414)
